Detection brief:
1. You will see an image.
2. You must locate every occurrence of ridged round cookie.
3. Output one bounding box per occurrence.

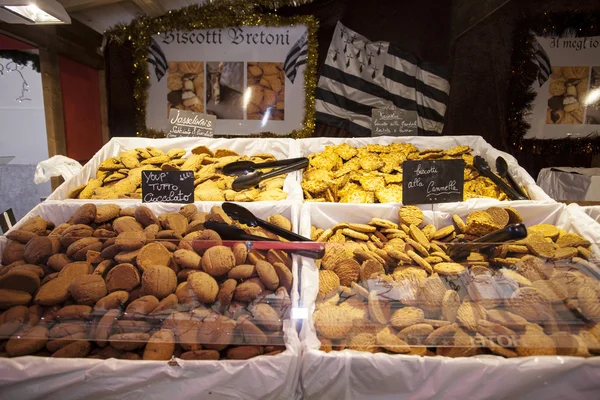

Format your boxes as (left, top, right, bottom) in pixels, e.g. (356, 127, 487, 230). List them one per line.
(332, 258, 359, 287)
(485, 207, 509, 228)
(466, 274, 503, 309)
(398, 206, 424, 226)
(70, 275, 107, 305)
(318, 270, 340, 300)
(255, 260, 279, 291)
(516, 325, 557, 356)
(456, 300, 487, 331)
(509, 287, 552, 321)
(515, 255, 553, 282)
(367, 291, 391, 324)
(578, 285, 600, 320)
(417, 274, 446, 314)
(441, 290, 460, 322)
(532, 279, 567, 303)
(233, 278, 265, 302)
(528, 224, 560, 240)
(398, 323, 434, 345)
(550, 271, 586, 298)
(376, 326, 411, 353)
(347, 332, 378, 353)
(313, 305, 354, 339)
(433, 262, 466, 276)
(142, 265, 177, 299)
(359, 260, 385, 282)
(390, 306, 424, 329)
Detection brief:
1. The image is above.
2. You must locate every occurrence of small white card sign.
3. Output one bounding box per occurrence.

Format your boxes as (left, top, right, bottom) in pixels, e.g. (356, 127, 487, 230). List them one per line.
(371, 109, 418, 136)
(166, 109, 215, 138)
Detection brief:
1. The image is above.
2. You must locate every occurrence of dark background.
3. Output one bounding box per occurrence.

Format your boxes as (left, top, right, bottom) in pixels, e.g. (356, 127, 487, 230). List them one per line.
(107, 0, 600, 179)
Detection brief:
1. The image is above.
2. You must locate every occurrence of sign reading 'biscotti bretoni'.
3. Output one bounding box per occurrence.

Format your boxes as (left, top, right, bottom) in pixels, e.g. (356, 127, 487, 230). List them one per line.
(142, 171, 194, 203)
(402, 159, 464, 204)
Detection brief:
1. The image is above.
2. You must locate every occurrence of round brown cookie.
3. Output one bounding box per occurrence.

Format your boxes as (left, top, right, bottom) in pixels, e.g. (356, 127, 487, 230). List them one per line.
(0, 270, 40, 294)
(188, 272, 219, 304)
(94, 204, 121, 223)
(72, 204, 97, 225)
(528, 224, 560, 241)
(399, 206, 424, 226)
(433, 262, 466, 276)
(234, 278, 265, 302)
(232, 243, 248, 265)
(34, 277, 71, 306)
(485, 207, 509, 228)
(143, 330, 175, 360)
(137, 243, 171, 272)
(504, 207, 523, 224)
(272, 262, 293, 293)
(70, 275, 107, 305)
(318, 270, 340, 300)
(255, 260, 279, 290)
(452, 215, 467, 233)
(141, 265, 177, 299)
(94, 290, 129, 312)
(333, 259, 360, 287)
(201, 246, 236, 277)
(390, 306, 424, 329)
(509, 287, 552, 321)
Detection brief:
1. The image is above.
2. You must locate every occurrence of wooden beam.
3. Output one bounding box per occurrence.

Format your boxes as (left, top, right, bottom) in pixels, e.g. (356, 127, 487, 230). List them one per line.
(98, 69, 110, 144)
(0, 19, 104, 69)
(131, 0, 164, 17)
(61, 0, 122, 12)
(39, 37, 67, 191)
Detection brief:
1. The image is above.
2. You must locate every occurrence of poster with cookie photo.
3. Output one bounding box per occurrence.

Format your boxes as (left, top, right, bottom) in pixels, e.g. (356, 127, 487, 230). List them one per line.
(586, 67, 600, 124)
(247, 62, 285, 121)
(167, 62, 204, 115)
(546, 66, 589, 125)
(206, 62, 244, 120)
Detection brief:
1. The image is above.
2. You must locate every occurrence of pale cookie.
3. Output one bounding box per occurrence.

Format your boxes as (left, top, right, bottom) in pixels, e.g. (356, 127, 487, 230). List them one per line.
(432, 225, 455, 240)
(341, 229, 370, 241)
(509, 287, 552, 321)
(367, 291, 391, 324)
(433, 262, 466, 276)
(409, 225, 430, 251)
(368, 218, 398, 229)
(398, 206, 424, 226)
(441, 290, 460, 322)
(452, 215, 467, 233)
(456, 301, 487, 331)
(405, 238, 429, 257)
(407, 250, 433, 274)
(390, 306, 425, 329)
(578, 286, 600, 320)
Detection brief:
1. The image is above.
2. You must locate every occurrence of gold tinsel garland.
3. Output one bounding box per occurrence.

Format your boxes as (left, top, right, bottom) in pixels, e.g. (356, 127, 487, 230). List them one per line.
(105, 3, 318, 139)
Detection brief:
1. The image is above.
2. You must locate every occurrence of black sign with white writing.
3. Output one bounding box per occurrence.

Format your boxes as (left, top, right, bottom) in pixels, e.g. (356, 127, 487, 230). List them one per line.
(402, 159, 464, 204)
(167, 109, 215, 138)
(142, 171, 194, 204)
(371, 109, 418, 136)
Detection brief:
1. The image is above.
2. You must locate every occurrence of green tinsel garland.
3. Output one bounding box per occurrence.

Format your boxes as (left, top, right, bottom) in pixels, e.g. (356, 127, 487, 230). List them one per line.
(507, 11, 600, 156)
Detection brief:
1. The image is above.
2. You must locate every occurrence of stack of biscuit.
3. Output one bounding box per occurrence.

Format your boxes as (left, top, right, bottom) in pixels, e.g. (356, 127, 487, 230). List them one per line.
(302, 143, 523, 203)
(311, 205, 600, 357)
(0, 204, 294, 360)
(67, 146, 287, 202)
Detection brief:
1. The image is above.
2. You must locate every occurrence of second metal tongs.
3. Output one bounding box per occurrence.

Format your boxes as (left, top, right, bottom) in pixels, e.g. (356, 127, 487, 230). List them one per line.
(473, 156, 528, 201)
(222, 157, 309, 191)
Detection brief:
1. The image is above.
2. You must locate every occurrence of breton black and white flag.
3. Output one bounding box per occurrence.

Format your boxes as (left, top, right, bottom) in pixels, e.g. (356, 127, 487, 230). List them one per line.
(147, 37, 168, 82)
(284, 31, 308, 84)
(315, 22, 450, 136)
(532, 38, 551, 87)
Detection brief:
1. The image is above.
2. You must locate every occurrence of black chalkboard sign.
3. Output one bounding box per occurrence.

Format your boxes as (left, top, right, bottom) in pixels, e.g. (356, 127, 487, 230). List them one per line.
(402, 159, 465, 204)
(371, 109, 418, 136)
(142, 171, 194, 203)
(167, 109, 216, 138)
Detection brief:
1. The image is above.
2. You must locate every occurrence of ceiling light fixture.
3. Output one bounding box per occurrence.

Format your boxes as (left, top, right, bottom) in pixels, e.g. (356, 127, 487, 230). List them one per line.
(0, 1, 71, 24)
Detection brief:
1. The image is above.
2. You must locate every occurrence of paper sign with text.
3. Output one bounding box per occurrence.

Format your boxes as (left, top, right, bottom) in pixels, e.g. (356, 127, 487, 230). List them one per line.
(402, 159, 464, 204)
(371, 109, 418, 136)
(167, 109, 215, 138)
(142, 170, 194, 203)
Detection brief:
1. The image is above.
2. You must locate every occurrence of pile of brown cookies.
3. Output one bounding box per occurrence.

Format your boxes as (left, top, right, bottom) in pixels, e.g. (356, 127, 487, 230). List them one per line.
(247, 63, 285, 121)
(0, 204, 294, 360)
(312, 205, 600, 357)
(302, 143, 513, 203)
(67, 146, 287, 201)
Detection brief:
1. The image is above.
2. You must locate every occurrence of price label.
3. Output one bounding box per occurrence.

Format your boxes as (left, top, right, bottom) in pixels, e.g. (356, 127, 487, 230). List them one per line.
(142, 171, 194, 204)
(167, 109, 215, 138)
(402, 159, 464, 204)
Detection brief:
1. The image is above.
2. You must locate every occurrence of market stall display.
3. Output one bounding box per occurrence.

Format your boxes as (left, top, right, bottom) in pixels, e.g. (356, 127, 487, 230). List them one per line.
(299, 201, 600, 399)
(297, 136, 551, 204)
(47, 137, 302, 202)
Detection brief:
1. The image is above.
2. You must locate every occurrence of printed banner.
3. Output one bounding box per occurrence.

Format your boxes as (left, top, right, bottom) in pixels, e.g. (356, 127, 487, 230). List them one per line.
(146, 25, 308, 136)
(525, 34, 600, 139)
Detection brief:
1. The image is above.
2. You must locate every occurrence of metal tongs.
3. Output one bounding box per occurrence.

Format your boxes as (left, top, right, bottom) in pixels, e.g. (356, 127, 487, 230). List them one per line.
(473, 156, 528, 200)
(203, 220, 325, 259)
(222, 157, 309, 191)
(446, 223, 528, 260)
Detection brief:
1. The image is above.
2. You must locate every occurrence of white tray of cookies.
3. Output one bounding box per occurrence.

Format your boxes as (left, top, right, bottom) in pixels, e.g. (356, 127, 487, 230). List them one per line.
(296, 136, 552, 205)
(298, 201, 600, 400)
(47, 137, 302, 203)
(0, 200, 302, 400)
